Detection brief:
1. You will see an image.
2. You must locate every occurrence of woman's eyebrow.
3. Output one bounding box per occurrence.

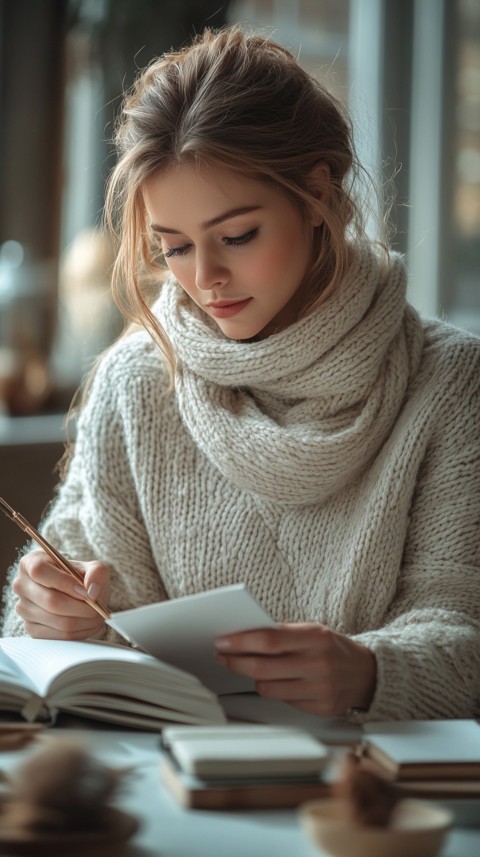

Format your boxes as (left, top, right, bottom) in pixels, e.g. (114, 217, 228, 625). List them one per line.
(151, 205, 262, 235)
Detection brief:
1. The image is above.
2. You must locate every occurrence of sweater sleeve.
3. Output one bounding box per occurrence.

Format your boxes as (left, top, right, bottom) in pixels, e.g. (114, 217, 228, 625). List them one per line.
(1, 335, 168, 639)
(351, 336, 480, 721)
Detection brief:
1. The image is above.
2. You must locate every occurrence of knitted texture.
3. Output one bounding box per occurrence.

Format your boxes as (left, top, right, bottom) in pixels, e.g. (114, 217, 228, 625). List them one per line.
(2, 244, 479, 721)
(157, 246, 425, 504)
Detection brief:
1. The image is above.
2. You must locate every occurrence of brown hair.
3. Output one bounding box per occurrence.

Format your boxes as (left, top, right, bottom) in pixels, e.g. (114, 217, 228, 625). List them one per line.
(105, 26, 380, 378)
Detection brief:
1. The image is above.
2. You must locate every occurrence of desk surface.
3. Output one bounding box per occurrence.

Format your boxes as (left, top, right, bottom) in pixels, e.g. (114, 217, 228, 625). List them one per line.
(1, 728, 478, 857)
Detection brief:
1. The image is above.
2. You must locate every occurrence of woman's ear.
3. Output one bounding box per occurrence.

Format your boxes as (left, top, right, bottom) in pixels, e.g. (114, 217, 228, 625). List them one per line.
(307, 162, 330, 226)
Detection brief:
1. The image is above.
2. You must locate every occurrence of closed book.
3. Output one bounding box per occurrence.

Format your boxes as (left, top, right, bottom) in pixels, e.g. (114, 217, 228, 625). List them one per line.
(161, 724, 330, 778)
(362, 720, 480, 781)
(394, 779, 480, 799)
(161, 756, 332, 810)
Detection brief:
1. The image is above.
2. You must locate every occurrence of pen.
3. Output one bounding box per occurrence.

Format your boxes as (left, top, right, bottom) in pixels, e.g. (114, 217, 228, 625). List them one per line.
(0, 496, 111, 622)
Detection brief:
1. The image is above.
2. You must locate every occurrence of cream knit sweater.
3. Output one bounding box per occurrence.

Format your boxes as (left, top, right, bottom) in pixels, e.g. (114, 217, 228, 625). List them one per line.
(2, 245, 479, 721)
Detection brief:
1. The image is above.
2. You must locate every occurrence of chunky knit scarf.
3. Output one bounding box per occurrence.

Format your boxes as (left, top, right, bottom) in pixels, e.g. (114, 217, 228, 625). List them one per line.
(156, 245, 425, 506)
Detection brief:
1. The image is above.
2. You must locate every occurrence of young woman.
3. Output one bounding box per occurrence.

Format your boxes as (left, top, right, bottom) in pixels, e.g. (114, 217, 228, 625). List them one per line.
(2, 28, 479, 722)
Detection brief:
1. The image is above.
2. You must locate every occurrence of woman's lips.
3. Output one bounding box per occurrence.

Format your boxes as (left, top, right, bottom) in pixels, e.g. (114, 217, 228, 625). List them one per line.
(207, 298, 252, 318)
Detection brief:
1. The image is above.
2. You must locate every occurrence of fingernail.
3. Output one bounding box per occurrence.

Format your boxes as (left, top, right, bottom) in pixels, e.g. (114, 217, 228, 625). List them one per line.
(215, 638, 231, 651)
(87, 583, 100, 600)
(74, 585, 87, 597)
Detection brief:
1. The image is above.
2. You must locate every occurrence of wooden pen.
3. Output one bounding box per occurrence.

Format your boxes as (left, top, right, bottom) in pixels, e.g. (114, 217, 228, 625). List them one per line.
(0, 496, 111, 621)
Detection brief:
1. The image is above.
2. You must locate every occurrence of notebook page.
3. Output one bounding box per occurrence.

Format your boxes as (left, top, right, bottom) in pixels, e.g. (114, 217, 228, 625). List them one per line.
(0, 637, 180, 697)
(0, 645, 35, 692)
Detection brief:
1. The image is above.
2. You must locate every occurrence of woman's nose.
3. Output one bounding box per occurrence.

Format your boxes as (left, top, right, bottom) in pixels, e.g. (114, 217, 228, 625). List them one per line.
(195, 249, 229, 290)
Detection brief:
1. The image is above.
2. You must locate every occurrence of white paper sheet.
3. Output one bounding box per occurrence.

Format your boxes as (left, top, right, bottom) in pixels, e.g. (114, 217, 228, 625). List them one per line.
(107, 584, 275, 694)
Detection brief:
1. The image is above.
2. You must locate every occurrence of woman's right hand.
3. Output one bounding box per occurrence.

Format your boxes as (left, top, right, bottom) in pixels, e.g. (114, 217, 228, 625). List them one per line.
(12, 549, 111, 640)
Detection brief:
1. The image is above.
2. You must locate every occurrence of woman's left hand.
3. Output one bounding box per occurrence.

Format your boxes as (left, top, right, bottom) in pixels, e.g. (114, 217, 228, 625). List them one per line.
(215, 623, 377, 717)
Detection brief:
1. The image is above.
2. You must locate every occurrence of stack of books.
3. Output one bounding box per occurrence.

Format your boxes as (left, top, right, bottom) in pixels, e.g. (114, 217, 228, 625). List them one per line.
(160, 724, 333, 809)
(360, 720, 480, 800)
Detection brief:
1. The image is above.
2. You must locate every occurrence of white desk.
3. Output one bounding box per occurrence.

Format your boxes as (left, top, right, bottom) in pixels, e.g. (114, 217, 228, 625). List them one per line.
(2, 728, 477, 857)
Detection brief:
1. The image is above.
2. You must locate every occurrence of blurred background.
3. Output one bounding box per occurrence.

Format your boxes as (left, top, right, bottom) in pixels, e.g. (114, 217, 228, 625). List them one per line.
(0, 0, 479, 578)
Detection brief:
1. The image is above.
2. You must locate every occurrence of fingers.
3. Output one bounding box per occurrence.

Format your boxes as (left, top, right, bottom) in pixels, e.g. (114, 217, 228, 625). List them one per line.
(216, 648, 347, 715)
(214, 625, 335, 690)
(216, 622, 377, 716)
(14, 580, 99, 621)
(74, 562, 111, 606)
(216, 622, 331, 655)
(216, 650, 324, 681)
(16, 598, 105, 640)
(13, 549, 111, 640)
(18, 550, 86, 599)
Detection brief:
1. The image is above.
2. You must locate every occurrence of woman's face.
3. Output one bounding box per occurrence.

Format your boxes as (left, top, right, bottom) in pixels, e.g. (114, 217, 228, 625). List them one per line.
(143, 163, 316, 340)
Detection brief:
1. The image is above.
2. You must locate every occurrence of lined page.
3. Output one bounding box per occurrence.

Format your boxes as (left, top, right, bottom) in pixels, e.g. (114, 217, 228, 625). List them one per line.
(0, 637, 188, 697)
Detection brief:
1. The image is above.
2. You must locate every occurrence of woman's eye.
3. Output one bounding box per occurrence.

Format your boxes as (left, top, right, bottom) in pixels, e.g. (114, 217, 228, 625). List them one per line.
(162, 228, 258, 258)
(164, 243, 191, 258)
(224, 228, 259, 248)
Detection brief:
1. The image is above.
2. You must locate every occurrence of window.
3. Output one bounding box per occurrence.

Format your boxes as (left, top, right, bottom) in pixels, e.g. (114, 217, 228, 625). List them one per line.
(230, 0, 480, 332)
(450, 0, 480, 332)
